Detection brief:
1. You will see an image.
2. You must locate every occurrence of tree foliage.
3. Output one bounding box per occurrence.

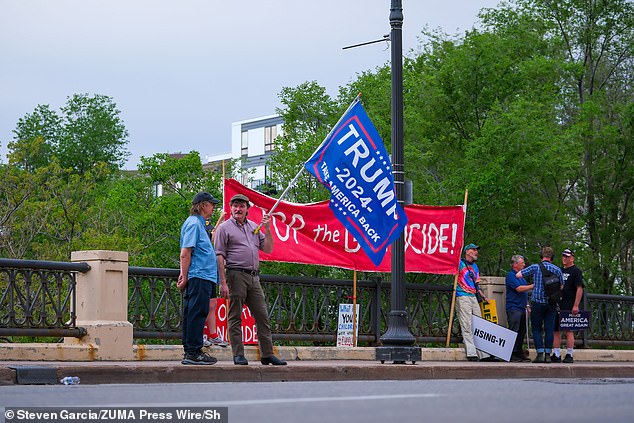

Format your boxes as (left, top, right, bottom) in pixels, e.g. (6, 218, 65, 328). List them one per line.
(9, 94, 129, 175)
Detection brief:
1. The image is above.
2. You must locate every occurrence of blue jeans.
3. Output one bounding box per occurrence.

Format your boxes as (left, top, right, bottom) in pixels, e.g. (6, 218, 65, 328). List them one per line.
(182, 277, 212, 355)
(530, 301, 557, 353)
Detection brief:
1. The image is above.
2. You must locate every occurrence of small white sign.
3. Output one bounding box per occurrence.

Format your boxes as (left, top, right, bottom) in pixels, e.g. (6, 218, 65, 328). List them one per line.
(471, 314, 517, 361)
(336, 303, 360, 347)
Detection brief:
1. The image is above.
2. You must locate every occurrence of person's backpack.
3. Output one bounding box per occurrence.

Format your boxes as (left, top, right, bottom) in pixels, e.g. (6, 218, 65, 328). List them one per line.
(538, 261, 562, 305)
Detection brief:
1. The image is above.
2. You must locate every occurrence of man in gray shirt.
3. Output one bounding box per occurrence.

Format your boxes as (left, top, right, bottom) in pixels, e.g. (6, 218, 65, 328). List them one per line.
(215, 193, 287, 366)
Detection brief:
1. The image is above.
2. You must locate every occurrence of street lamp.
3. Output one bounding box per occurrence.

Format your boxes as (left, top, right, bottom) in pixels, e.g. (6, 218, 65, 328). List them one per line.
(375, 0, 421, 364)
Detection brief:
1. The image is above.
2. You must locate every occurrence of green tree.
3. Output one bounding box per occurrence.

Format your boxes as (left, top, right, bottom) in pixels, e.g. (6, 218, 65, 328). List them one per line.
(0, 162, 48, 258)
(9, 94, 130, 176)
(57, 94, 130, 174)
(9, 105, 61, 171)
(482, 0, 634, 291)
(138, 151, 223, 201)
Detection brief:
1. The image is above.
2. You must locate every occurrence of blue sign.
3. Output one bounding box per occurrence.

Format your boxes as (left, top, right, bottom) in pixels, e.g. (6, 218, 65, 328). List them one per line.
(305, 99, 408, 267)
(559, 310, 590, 330)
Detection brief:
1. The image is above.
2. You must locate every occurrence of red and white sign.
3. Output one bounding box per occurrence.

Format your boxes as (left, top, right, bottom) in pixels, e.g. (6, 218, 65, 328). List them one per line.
(203, 298, 258, 345)
(223, 178, 465, 274)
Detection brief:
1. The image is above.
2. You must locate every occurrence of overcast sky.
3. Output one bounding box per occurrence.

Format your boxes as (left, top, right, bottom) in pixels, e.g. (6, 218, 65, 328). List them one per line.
(0, 0, 501, 169)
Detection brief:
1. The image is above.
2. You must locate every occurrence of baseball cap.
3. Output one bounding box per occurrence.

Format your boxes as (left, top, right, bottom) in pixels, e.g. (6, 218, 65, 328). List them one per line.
(192, 192, 220, 205)
(562, 248, 575, 257)
(230, 193, 250, 205)
(464, 243, 479, 252)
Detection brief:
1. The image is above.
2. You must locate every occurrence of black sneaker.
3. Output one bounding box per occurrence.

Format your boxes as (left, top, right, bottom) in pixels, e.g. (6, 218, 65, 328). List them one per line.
(467, 356, 479, 362)
(182, 351, 217, 365)
(532, 352, 545, 363)
(563, 354, 574, 363)
(550, 354, 562, 363)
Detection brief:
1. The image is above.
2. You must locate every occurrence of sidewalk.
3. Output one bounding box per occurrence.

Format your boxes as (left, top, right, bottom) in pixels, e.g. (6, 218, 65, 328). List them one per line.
(2, 347, 633, 385)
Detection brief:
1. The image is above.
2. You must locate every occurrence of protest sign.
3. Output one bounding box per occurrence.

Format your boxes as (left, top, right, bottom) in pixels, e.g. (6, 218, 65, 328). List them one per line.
(336, 303, 360, 347)
(472, 314, 517, 361)
(479, 299, 499, 324)
(203, 299, 258, 345)
(559, 310, 590, 330)
(224, 178, 465, 274)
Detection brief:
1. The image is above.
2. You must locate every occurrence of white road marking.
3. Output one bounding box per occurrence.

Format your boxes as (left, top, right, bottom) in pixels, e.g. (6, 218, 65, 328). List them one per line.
(114, 393, 440, 408)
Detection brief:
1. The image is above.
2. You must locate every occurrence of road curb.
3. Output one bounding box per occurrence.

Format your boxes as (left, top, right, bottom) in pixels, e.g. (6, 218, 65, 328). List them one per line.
(3, 360, 634, 385)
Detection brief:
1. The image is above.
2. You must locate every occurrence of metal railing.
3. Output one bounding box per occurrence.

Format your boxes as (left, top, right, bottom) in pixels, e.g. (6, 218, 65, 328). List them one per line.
(114, 269, 634, 347)
(127, 269, 460, 344)
(128, 266, 181, 339)
(0, 258, 89, 338)
(1, 259, 633, 347)
(586, 293, 634, 345)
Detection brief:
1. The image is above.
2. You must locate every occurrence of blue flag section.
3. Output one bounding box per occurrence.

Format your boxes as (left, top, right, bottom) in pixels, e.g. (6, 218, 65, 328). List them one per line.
(304, 99, 408, 267)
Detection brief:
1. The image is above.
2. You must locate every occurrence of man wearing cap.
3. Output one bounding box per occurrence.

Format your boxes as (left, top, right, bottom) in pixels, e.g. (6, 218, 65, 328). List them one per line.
(214, 193, 287, 366)
(178, 192, 221, 365)
(456, 243, 493, 362)
(516, 246, 563, 363)
(552, 248, 584, 363)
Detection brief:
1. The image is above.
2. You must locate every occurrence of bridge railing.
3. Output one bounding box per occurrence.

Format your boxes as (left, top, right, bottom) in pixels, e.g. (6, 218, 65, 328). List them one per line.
(0, 258, 89, 338)
(2, 257, 633, 347)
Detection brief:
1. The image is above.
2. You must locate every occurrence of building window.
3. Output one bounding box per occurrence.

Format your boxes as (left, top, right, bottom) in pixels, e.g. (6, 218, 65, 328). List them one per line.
(264, 125, 277, 152)
(241, 131, 248, 156)
(154, 183, 163, 197)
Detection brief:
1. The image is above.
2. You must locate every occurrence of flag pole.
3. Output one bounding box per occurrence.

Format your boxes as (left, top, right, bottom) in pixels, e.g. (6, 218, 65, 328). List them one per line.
(446, 189, 469, 348)
(252, 168, 304, 234)
(213, 160, 227, 233)
(253, 93, 362, 234)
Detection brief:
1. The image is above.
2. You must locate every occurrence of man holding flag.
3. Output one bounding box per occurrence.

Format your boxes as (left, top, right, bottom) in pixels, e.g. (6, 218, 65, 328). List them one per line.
(215, 194, 286, 366)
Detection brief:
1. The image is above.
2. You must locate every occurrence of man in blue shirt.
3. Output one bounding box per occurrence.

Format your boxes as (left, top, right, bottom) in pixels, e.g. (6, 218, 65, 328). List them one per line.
(516, 246, 563, 363)
(178, 192, 221, 365)
(506, 255, 533, 362)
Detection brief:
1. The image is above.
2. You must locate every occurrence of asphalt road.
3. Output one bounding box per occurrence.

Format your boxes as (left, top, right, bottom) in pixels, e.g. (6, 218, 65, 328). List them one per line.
(2, 379, 634, 423)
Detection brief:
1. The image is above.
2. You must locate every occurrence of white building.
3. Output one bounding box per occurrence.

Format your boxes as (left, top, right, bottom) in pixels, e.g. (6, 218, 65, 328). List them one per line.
(206, 114, 283, 193)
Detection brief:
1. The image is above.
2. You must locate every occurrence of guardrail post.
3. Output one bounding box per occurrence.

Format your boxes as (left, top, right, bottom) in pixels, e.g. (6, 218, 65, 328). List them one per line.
(64, 250, 133, 360)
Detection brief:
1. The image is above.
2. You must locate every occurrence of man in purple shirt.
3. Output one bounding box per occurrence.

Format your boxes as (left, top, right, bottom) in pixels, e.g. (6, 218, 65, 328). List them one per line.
(215, 193, 286, 366)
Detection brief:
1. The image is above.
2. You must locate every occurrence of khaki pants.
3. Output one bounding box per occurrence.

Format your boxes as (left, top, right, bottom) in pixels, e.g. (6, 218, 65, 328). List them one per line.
(227, 270, 274, 358)
(456, 295, 490, 359)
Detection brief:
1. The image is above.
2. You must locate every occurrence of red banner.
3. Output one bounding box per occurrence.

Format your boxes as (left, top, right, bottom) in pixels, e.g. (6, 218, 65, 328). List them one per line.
(223, 179, 465, 274)
(203, 299, 258, 345)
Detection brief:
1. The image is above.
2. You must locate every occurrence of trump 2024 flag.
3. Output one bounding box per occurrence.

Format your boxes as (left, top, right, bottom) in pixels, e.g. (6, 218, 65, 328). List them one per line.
(304, 99, 408, 267)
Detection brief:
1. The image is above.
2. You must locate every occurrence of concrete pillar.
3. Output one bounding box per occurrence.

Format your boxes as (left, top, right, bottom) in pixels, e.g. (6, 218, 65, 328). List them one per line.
(64, 250, 133, 360)
(479, 276, 507, 328)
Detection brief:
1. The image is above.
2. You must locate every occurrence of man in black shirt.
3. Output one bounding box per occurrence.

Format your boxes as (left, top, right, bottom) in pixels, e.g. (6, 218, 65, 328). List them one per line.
(552, 248, 584, 363)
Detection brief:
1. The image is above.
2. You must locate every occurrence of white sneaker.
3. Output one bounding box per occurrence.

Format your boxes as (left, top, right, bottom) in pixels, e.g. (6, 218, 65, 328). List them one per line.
(203, 335, 228, 348)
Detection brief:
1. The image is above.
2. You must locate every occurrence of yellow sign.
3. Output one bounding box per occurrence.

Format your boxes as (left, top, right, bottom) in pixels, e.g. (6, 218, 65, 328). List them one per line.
(480, 299, 498, 324)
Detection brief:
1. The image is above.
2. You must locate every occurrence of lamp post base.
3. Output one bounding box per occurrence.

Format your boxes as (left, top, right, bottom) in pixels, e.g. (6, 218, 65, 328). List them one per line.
(376, 346, 422, 364)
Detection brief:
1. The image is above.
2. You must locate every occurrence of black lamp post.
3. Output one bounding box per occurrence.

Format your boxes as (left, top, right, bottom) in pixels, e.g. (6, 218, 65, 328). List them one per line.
(375, 0, 421, 364)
